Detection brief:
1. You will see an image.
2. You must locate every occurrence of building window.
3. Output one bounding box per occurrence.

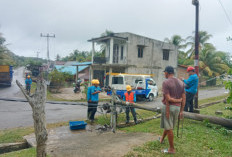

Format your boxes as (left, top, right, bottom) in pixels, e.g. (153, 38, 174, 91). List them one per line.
(138, 47, 143, 58)
(121, 46, 124, 60)
(163, 49, 169, 60)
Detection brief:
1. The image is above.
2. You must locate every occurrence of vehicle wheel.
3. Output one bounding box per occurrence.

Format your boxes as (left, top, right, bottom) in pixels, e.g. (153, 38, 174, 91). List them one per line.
(148, 94, 154, 101)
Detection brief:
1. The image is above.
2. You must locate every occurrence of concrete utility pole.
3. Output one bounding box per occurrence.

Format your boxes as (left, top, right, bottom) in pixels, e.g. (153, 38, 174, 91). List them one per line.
(40, 33, 55, 64)
(192, 0, 199, 109)
(35, 51, 40, 60)
(227, 36, 232, 41)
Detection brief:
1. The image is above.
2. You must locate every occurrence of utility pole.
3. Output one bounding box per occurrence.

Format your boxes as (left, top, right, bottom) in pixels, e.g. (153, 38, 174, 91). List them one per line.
(227, 36, 232, 41)
(40, 33, 55, 64)
(192, 0, 199, 109)
(35, 51, 40, 60)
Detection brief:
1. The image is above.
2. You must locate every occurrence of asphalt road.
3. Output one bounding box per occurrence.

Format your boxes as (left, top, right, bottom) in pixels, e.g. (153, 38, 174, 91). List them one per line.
(0, 68, 228, 130)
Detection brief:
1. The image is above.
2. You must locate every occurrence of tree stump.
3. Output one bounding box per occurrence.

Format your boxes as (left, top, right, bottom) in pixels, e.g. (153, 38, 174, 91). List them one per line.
(16, 79, 48, 157)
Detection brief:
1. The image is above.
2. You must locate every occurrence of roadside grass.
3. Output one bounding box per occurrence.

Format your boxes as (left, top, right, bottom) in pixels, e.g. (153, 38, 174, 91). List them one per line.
(200, 102, 232, 119)
(198, 94, 228, 106)
(121, 118, 232, 157)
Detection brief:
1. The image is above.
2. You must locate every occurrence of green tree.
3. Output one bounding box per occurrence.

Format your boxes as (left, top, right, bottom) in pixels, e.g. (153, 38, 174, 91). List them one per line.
(56, 54, 61, 61)
(62, 50, 91, 62)
(199, 43, 229, 77)
(185, 31, 213, 58)
(164, 35, 188, 64)
(48, 69, 65, 92)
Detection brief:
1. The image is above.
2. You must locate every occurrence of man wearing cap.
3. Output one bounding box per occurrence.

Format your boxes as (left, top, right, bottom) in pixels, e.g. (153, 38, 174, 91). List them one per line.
(25, 75, 32, 94)
(181, 66, 198, 112)
(160, 66, 186, 154)
(123, 85, 137, 124)
(87, 79, 101, 123)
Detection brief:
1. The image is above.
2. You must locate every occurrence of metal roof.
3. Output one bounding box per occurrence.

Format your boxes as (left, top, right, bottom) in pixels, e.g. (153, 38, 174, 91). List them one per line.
(54, 65, 88, 75)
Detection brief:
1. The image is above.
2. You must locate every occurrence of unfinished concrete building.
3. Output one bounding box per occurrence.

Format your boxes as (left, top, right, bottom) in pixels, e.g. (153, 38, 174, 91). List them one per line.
(88, 32, 178, 88)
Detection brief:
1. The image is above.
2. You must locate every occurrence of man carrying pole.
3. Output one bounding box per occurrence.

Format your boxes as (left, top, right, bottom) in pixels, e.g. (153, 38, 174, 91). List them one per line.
(160, 66, 186, 154)
(123, 85, 137, 124)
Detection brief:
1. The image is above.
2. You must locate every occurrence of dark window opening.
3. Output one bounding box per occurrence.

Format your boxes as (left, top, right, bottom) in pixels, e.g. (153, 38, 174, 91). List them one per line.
(138, 47, 143, 58)
(121, 46, 124, 60)
(112, 77, 123, 84)
(163, 49, 169, 60)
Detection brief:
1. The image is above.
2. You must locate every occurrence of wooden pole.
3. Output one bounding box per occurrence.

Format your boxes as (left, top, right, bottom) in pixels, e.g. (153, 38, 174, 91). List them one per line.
(111, 88, 117, 133)
(16, 79, 48, 157)
(112, 90, 232, 128)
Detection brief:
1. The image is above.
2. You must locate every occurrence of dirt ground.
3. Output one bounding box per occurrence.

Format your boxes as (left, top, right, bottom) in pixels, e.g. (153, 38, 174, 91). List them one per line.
(24, 125, 157, 157)
(50, 87, 110, 101)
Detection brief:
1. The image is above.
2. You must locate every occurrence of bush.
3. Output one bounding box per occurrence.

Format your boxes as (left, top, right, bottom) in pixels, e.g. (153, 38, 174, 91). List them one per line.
(48, 69, 65, 93)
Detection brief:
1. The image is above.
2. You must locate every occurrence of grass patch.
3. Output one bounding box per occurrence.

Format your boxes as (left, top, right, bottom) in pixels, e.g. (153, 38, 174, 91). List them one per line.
(199, 94, 228, 105)
(200, 102, 232, 119)
(122, 118, 232, 157)
(0, 127, 34, 144)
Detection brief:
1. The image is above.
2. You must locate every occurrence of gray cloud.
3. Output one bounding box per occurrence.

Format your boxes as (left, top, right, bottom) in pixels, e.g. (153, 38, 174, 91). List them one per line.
(0, 0, 232, 59)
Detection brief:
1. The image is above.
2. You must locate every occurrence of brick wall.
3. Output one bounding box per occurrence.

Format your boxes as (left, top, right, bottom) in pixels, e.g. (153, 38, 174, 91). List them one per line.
(177, 66, 188, 79)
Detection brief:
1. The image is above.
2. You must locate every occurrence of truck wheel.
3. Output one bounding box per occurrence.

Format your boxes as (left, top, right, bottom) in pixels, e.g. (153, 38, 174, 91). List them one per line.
(148, 94, 154, 101)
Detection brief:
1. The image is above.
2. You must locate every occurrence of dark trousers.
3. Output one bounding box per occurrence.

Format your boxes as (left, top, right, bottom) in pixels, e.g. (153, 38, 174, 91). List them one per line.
(26, 85, 31, 94)
(87, 102, 98, 120)
(184, 92, 195, 112)
(126, 107, 137, 122)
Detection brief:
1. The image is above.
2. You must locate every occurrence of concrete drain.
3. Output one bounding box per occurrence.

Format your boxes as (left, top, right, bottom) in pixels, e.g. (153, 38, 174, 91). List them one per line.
(0, 141, 30, 154)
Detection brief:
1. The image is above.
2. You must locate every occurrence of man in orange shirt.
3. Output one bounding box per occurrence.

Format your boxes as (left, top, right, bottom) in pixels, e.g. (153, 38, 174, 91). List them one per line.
(123, 85, 137, 124)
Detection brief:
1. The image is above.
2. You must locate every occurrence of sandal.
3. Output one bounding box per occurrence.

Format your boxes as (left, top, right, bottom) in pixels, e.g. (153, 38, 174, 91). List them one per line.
(161, 148, 176, 154)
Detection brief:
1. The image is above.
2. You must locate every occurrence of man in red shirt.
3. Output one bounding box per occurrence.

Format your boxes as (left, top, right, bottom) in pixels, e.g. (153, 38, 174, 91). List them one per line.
(160, 66, 186, 154)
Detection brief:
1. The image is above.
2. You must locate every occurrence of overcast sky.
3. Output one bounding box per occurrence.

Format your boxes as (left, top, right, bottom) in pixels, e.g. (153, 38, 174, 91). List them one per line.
(0, 0, 232, 60)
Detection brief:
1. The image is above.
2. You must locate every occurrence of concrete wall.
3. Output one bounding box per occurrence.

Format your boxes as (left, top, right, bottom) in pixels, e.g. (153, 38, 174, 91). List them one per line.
(115, 32, 178, 88)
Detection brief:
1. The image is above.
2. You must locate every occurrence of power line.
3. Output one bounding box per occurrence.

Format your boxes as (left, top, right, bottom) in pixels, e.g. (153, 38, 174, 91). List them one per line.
(217, 0, 232, 28)
(40, 33, 55, 62)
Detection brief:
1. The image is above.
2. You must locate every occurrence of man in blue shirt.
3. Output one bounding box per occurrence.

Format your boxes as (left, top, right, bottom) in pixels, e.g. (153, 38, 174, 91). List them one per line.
(25, 75, 32, 95)
(182, 66, 199, 112)
(87, 79, 101, 122)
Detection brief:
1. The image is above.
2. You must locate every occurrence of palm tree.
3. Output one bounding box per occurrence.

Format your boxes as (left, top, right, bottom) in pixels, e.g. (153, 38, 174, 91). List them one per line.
(164, 35, 188, 64)
(199, 43, 229, 77)
(185, 31, 213, 58)
(164, 35, 186, 50)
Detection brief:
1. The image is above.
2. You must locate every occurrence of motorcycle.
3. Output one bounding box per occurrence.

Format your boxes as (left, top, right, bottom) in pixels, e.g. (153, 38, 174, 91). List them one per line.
(73, 79, 82, 93)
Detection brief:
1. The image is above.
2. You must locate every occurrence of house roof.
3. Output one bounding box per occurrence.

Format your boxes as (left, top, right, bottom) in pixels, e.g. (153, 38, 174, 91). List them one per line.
(72, 62, 92, 66)
(54, 65, 89, 75)
(88, 33, 128, 42)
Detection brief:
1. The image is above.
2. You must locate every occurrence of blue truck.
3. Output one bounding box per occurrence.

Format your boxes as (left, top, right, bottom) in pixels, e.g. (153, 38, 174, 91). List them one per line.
(0, 65, 13, 86)
(107, 73, 158, 101)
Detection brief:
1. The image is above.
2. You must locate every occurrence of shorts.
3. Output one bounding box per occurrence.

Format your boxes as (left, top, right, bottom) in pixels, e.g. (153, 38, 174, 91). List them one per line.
(160, 105, 180, 130)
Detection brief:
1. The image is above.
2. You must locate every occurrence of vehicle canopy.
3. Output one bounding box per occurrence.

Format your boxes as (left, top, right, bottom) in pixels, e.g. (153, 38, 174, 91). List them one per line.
(108, 73, 155, 90)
